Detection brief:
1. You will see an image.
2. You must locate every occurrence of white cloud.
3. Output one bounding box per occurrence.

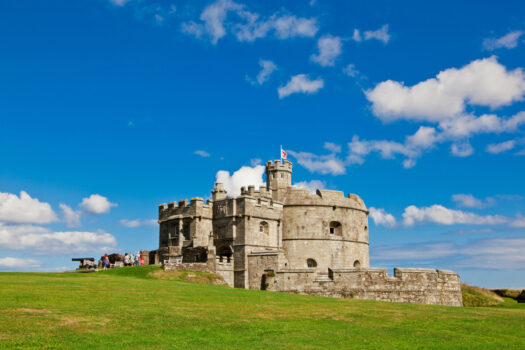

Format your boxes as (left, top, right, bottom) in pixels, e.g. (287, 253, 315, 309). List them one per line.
(194, 150, 211, 157)
(363, 24, 391, 44)
(79, 194, 117, 215)
(402, 204, 507, 226)
(0, 257, 42, 270)
(343, 63, 359, 77)
(510, 214, 525, 228)
(310, 35, 342, 67)
(278, 74, 324, 98)
(451, 194, 485, 208)
(248, 59, 277, 85)
(323, 142, 341, 153)
(352, 29, 362, 42)
(450, 141, 474, 157)
(347, 126, 439, 168)
(366, 56, 525, 122)
(486, 140, 516, 154)
(120, 219, 158, 228)
(250, 158, 262, 166)
(215, 165, 265, 196)
(293, 180, 326, 194)
(0, 191, 57, 224)
(373, 237, 525, 270)
(483, 30, 523, 51)
(438, 112, 525, 139)
(182, 0, 318, 44)
(0, 223, 117, 254)
(109, 0, 130, 6)
(369, 207, 396, 228)
(373, 242, 456, 261)
(288, 150, 346, 175)
(59, 204, 81, 228)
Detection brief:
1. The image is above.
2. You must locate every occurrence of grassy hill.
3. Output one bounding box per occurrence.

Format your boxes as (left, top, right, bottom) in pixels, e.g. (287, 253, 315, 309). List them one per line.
(0, 266, 524, 349)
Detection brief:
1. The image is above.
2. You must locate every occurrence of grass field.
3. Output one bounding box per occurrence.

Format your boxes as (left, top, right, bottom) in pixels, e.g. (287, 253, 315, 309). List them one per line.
(1, 265, 524, 349)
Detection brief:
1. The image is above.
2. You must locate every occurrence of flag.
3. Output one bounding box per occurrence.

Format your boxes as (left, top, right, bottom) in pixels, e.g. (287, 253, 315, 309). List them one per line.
(281, 147, 287, 160)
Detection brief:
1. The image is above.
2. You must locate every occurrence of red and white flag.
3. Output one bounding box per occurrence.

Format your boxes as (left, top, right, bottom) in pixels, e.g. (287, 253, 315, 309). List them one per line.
(281, 147, 287, 159)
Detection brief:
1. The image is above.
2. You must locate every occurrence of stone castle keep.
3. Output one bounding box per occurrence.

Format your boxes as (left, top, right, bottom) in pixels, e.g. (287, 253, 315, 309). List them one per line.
(151, 160, 463, 306)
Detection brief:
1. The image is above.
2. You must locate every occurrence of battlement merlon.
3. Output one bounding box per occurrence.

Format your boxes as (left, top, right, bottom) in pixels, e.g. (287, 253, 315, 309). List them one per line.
(158, 197, 211, 221)
(265, 159, 292, 173)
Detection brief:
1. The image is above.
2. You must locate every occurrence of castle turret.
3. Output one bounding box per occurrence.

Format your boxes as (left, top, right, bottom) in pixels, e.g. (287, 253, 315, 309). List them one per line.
(266, 160, 292, 201)
(211, 182, 227, 201)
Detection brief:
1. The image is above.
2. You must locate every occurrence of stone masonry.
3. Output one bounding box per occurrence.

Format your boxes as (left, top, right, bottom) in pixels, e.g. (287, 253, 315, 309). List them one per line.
(153, 160, 462, 306)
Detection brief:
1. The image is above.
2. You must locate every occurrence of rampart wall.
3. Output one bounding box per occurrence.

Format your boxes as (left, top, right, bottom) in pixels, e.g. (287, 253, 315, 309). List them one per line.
(266, 267, 462, 306)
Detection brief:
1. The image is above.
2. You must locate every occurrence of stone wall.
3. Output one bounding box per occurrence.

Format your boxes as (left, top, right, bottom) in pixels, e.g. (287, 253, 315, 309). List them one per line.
(267, 267, 462, 306)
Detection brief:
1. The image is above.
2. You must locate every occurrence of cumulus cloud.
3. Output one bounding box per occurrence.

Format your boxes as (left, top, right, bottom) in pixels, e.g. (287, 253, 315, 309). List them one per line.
(352, 25, 391, 44)
(510, 214, 525, 228)
(288, 150, 346, 175)
(366, 56, 525, 122)
(194, 150, 211, 157)
(59, 204, 81, 228)
(0, 223, 117, 254)
(248, 59, 277, 85)
(363, 24, 391, 44)
(486, 140, 516, 154)
(0, 191, 57, 224)
(120, 219, 157, 228)
(343, 63, 359, 77)
(483, 30, 523, 51)
(79, 194, 117, 215)
(293, 180, 326, 193)
(323, 142, 341, 153)
(278, 74, 324, 98)
(369, 207, 397, 228)
(373, 237, 525, 269)
(182, 0, 318, 44)
(310, 35, 342, 67)
(451, 194, 486, 208)
(215, 165, 265, 196)
(402, 204, 507, 226)
(347, 126, 439, 168)
(450, 141, 474, 157)
(0, 257, 42, 270)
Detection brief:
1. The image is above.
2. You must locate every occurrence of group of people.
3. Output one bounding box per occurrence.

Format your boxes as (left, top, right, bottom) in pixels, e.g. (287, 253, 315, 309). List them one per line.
(124, 252, 144, 267)
(101, 252, 145, 270)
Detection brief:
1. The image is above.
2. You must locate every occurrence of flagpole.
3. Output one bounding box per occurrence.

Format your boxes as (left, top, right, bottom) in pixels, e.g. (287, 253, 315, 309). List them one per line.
(280, 145, 282, 162)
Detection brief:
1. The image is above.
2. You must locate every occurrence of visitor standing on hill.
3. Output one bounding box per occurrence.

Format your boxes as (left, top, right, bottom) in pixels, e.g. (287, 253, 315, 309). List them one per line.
(135, 251, 141, 266)
(129, 252, 134, 266)
(103, 254, 109, 270)
(124, 253, 130, 266)
(140, 255, 145, 265)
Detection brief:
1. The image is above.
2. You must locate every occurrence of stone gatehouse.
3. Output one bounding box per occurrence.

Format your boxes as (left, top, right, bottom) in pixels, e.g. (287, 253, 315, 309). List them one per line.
(151, 160, 462, 306)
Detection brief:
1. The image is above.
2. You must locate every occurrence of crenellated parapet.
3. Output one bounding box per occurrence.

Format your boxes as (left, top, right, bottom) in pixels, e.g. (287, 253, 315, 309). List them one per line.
(284, 189, 367, 212)
(158, 197, 213, 222)
(265, 159, 292, 172)
(240, 185, 273, 200)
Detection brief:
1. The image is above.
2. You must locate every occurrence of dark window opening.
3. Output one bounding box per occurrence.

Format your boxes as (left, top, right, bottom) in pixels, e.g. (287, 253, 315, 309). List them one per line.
(306, 259, 317, 268)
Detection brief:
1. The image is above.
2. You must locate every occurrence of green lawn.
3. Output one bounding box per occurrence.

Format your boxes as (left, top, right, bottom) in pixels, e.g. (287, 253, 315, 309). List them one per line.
(0, 266, 524, 349)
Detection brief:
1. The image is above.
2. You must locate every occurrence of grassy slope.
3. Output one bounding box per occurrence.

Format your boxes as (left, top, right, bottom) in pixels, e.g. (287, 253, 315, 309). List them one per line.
(0, 266, 523, 350)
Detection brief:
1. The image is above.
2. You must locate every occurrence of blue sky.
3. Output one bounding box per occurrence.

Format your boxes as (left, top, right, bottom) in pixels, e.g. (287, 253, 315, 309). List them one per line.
(1, 0, 524, 288)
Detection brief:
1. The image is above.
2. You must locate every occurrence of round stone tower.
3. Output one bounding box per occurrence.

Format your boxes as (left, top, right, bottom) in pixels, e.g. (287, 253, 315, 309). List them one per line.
(281, 189, 370, 271)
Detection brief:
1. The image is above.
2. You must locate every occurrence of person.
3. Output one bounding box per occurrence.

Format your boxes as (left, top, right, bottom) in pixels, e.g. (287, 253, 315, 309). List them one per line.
(124, 253, 130, 266)
(140, 255, 145, 266)
(129, 252, 134, 266)
(135, 251, 141, 266)
(103, 254, 110, 270)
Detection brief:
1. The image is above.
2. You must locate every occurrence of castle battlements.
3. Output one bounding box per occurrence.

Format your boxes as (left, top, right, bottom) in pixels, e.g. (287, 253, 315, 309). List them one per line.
(240, 185, 273, 199)
(265, 159, 292, 172)
(158, 197, 212, 221)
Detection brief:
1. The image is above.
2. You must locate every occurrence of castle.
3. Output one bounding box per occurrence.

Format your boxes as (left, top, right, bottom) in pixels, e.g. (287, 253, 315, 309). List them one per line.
(151, 160, 463, 306)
